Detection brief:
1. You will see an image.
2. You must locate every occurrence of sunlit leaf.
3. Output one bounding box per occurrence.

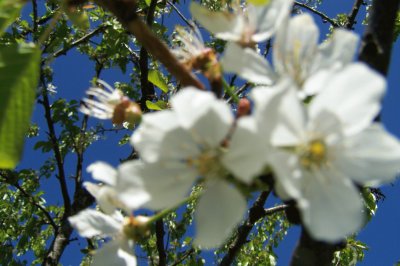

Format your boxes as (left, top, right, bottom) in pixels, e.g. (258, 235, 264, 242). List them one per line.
(0, 44, 41, 168)
(247, 0, 271, 6)
(148, 69, 169, 93)
(145, 100, 168, 111)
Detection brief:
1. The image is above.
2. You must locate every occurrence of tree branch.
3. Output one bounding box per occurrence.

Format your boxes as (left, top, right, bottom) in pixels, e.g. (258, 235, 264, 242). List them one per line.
(220, 190, 271, 266)
(155, 219, 167, 266)
(93, 0, 204, 89)
(40, 78, 71, 215)
(51, 24, 109, 58)
(290, 229, 342, 266)
(139, 0, 157, 109)
(294, 1, 339, 27)
(345, 0, 364, 29)
(358, 0, 400, 75)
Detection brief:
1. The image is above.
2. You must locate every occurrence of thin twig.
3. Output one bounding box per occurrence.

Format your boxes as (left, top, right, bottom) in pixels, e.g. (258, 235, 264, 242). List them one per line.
(93, 0, 204, 89)
(167, 0, 192, 27)
(40, 78, 71, 215)
(345, 0, 364, 29)
(170, 248, 195, 266)
(220, 191, 271, 266)
(294, 1, 339, 27)
(51, 24, 109, 58)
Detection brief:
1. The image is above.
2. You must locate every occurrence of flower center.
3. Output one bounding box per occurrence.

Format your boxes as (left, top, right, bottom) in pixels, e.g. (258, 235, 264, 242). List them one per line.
(187, 148, 226, 177)
(298, 139, 327, 170)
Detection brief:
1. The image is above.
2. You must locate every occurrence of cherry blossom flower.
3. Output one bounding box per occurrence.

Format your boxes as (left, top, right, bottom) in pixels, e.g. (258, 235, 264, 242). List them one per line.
(253, 63, 400, 242)
(190, 0, 293, 46)
(130, 88, 271, 248)
(80, 80, 141, 127)
(221, 13, 359, 95)
(69, 210, 149, 266)
(83, 161, 150, 214)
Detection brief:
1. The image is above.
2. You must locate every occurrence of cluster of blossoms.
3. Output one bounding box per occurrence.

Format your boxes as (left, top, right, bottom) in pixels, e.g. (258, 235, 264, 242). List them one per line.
(70, 0, 400, 264)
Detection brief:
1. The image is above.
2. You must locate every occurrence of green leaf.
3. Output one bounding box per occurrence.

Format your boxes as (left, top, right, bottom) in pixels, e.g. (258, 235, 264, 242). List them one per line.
(148, 69, 169, 93)
(0, 44, 41, 168)
(247, 0, 271, 6)
(145, 100, 168, 111)
(0, 0, 25, 36)
(62, 4, 90, 31)
(145, 0, 152, 6)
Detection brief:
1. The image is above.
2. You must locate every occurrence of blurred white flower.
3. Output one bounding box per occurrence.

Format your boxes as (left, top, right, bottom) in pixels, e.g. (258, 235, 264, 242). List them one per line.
(80, 80, 141, 126)
(254, 63, 400, 242)
(190, 0, 293, 46)
(69, 210, 149, 266)
(84, 161, 150, 214)
(130, 88, 269, 248)
(221, 13, 359, 96)
(172, 24, 210, 67)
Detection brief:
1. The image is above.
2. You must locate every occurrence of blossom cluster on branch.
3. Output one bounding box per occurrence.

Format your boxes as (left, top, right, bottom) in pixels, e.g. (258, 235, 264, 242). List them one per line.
(69, 0, 400, 265)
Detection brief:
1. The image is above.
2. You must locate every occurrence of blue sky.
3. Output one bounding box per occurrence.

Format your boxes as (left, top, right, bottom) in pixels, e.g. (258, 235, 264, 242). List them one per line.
(17, 0, 400, 265)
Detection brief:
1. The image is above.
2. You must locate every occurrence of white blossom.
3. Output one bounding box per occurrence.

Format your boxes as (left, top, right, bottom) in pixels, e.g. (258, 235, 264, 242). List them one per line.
(190, 0, 293, 46)
(80, 80, 141, 127)
(130, 88, 269, 248)
(221, 13, 359, 96)
(84, 161, 150, 214)
(253, 63, 400, 242)
(69, 210, 149, 266)
(171, 24, 210, 66)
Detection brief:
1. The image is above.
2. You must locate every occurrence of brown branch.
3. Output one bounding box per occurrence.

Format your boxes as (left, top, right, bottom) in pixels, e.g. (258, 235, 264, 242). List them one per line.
(51, 24, 109, 58)
(358, 0, 400, 75)
(290, 229, 343, 266)
(139, 0, 157, 109)
(170, 248, 195, 266)
(167, 0, 192, 27)
(40, 78, 71, 215)
(93, 0, 204, 89)
(155, 219, 167, 266)
(220, 190, 271, 266)
(345, 0, 364, 29)
(294, 1, 339, 27)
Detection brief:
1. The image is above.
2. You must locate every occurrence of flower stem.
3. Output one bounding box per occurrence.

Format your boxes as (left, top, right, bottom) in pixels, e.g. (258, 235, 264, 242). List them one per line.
(146, 192, 200, 224)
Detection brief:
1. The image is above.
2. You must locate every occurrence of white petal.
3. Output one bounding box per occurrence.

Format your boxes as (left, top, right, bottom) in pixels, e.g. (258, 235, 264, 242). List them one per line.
(221, 42, 276, 85)
(68, 209, 121, 238)
(222, 116, 268, 183)
(334, 124, 400, 185)
(190, 2, 244, 42)
(309, 63, 386, 136)
(194, 180, 246, 248)
(138, 161, 198, 210)
(116, 161, 151, 210)
(87, 161, 117, 186)
(84, 182, 117, 214)
(316, 29, 359, 69)
(131, 111, 179, 163)
(273, 13, 319, 85)
(171, 88, 233, 131)
(250, 0, 294, 42)
(267, 81, 306, 147)
(92, 239, 136, 266)
(299, 168, 364, 242)
(267, 149, 302, 200)
(188, 104, 233, 148)
(156, 126, 200, 162)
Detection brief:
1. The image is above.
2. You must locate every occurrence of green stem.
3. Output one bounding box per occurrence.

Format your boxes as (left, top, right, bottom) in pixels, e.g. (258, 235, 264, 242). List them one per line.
(222, 79, 239, 103)
(146, 192, 200, 224)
